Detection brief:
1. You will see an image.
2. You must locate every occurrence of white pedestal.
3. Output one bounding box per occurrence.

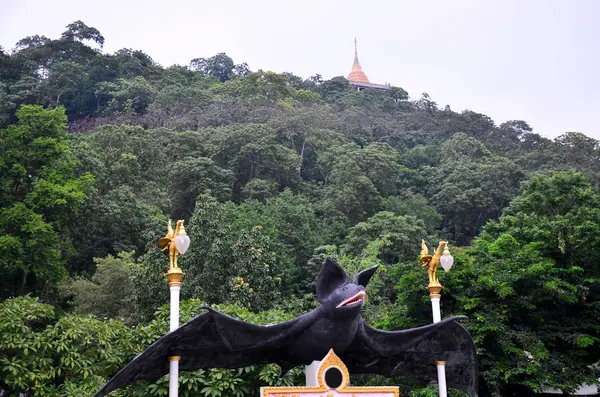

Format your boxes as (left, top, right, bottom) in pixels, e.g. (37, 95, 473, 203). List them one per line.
(437, 361, 447, 397)
(431, 297, 441, 323)
(169, 359, 179, 397)
(305, 361, 321, 386)
(169, 285, 181, 332)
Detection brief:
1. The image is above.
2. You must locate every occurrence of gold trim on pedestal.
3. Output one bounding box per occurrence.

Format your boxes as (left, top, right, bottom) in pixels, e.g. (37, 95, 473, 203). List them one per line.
(316, 349, 350, 389)
(435, 360, 446, 365)
(168, 356, 181, 361)
(261, 349, 399, 396)
(428, 284, 443, 299)
(166, 267, 184, 286)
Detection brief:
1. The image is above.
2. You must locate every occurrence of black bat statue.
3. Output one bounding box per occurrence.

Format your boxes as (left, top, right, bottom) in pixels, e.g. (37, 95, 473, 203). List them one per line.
(95, 258, 478, 396)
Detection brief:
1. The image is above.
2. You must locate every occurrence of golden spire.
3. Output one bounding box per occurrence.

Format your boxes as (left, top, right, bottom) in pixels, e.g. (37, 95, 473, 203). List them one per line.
(348, 38, 369, 83)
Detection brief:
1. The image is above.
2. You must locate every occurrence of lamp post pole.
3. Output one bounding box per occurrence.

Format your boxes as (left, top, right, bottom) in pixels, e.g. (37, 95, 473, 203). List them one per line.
(420, 240, 454, 397)
(160, 220, 191, 397)
(166, 267, 183, 397)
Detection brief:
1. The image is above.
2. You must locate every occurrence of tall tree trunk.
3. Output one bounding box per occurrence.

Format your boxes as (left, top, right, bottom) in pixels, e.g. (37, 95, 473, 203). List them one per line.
(297, 141, 306, 176)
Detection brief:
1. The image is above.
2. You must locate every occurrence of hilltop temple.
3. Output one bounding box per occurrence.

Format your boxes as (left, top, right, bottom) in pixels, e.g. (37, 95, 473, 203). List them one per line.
(347, 39, 391, 91)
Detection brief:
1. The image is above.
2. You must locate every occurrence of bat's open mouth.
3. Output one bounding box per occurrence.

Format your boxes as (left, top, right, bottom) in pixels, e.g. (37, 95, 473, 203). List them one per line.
(336, 291, 366, 308)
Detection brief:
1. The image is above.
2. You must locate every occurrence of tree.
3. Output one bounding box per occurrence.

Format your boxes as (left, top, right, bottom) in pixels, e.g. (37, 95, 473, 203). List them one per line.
(68, 125, 167, 273)
(43, 61, 93, 118)
(413, 172, 600, 396)
(60, 252, 137, 322)
(108, 48, 157, 79)
(380, 191, 443, 232)
(263, 190, 324, 272)
(147, 83, 212, 129)
(242, 179, 278, 201)
(46, 61, 85, 105)
(101, 76, 156, 115)
(387, 86, 409, 102)
(268, 106, 343, 180)
(553, 132, 600, 181)
(320, 153, 381, 228)
(0, 105, 93, 299)
(61, 20, 105, 48)
(318, 76, 351, 102)
(232, 189, 326, 291)
(0, 46, 14, 81)
(169, 156, 234, 218)
(319, 143, 402, 229)
(189, 53, 249, 82)
(344, 212, 428, 264)
(415, 92, 438, 114)
(461, 174, 600, 395)
(142, 195, 286, 312)
(498, 120, 532, 141)
(233, 62, 251, 77)
(429, 133, 523, 244)
(204, 123, 300, 195)
(212, 70, 294, 101)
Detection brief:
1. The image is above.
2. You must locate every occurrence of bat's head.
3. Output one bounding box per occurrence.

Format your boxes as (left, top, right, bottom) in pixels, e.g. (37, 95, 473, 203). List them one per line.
(317, 257, 379, 313)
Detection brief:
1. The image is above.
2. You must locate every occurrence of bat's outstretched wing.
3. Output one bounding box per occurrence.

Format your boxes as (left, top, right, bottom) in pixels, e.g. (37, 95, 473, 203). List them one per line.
(341, 316, 478, 397)
(94, 307, 315, 397)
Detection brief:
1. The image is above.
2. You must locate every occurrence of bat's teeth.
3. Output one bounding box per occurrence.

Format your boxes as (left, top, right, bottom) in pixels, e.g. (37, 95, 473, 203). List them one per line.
(337, 291, 366, 308)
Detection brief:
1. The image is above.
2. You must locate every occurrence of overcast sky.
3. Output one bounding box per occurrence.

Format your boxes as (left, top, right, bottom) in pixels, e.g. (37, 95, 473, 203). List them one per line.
(2, 0, 599, 139)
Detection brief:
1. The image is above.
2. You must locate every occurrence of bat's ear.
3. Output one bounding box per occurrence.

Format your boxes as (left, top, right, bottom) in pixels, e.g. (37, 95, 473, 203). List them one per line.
(317, 257, 349, 302)
(352, 265, 379, 288)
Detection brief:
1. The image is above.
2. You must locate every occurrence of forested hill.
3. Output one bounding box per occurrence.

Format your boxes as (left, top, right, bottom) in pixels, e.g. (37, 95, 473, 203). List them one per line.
(2, 21, 600, 397)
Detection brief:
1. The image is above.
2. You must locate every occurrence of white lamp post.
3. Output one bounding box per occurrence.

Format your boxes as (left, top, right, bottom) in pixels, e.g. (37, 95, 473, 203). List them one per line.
(159, 220, 191, 397)
(420, 241, 454, 397)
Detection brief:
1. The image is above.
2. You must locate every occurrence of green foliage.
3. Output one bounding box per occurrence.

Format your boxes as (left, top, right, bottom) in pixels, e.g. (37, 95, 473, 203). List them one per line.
(429, 132, 524, 244)
(379, 172, 600, 396)
(204, 123, 300, 193)
(0, 296, 134, 396)
(189, 53, 247, 82)
(182, 195, 282, 311)
(451, 172, 600, 395)
(380, 192, 442, 232)
(0, 296, 300, 397)
(68, 125, 168, 273)
(100, 77, 156, 115)
(60, 252, 137, 322)
(169, 156, 234, 217)
(344, 211, 428, 264)
(0, 105, 94, 299)
(319, 142, 403, 229)
(61, 20, 105, 47)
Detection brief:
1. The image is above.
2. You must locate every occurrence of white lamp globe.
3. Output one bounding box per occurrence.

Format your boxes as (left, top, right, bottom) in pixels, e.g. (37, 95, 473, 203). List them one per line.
(440, 245, 454, 272)
(174, 226, 191, 255)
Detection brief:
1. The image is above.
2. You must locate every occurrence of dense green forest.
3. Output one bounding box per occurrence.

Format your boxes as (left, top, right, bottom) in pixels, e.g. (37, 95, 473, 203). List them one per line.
(1, 21, 600, 397)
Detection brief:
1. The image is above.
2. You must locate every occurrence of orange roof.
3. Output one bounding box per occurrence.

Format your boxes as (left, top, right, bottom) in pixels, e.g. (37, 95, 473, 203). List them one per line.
(348, 39, 369, 83)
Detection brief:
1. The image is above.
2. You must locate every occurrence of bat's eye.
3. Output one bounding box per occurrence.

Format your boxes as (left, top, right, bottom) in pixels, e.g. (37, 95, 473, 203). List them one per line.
(342, 286, 348, 291)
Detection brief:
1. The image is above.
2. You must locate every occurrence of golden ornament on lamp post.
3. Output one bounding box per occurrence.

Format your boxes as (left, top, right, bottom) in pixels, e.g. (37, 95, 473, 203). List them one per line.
(419, 239, 454, 397)
(159, 219, 191, 397)
(419, 240, 450, 301)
